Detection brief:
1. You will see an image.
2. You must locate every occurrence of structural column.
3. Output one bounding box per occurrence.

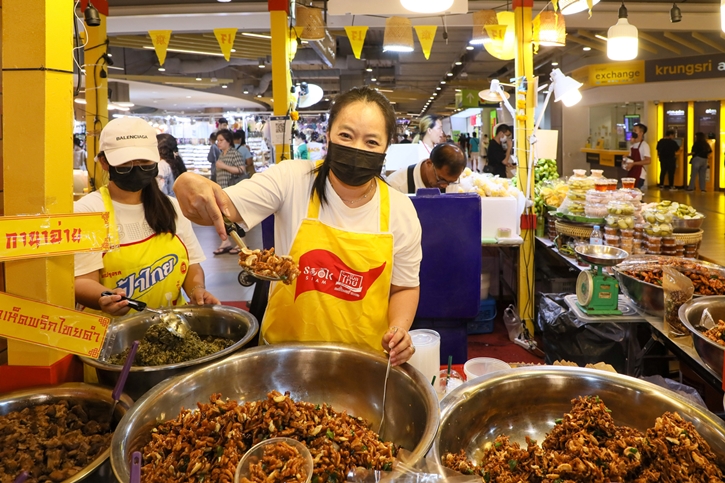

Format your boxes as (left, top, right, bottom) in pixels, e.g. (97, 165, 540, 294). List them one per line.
(2, 0, 77, 384)
(514, 0, 536, 336)
(268, 0, 293, 162)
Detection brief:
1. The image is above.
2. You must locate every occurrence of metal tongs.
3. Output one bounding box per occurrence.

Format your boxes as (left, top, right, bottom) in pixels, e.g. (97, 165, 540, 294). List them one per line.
(223, 217, 287, 283)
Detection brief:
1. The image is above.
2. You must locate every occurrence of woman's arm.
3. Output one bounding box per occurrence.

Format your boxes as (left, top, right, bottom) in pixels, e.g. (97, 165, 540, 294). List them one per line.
(75, 271, 131, 316)
(182, 263, 220, 305)
(216, 159, 244, 174)
(382, 284, 419, 366)
(174, 173, 243, 239)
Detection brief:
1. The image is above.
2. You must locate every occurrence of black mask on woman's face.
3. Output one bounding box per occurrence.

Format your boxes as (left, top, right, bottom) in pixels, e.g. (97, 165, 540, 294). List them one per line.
(631, 132, 638, 139)
(109, 165, 159, 192)
(326, 142, 386, 186)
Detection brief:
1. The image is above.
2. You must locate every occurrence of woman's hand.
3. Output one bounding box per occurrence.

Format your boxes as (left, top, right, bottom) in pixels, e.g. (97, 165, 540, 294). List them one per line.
(188, 286, 220, 305)
(382, 326, 415, 366)
(173, 173, 238, 239)
(98, 288, 131, 317)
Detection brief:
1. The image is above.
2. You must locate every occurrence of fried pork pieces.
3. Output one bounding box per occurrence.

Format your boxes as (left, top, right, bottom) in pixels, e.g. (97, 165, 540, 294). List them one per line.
(442, 396, 724, 483)
(141, 391, 396, 483)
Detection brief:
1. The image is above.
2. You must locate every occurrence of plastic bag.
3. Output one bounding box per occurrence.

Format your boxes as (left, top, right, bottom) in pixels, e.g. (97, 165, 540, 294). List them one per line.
(349, 450, 480, 483)
(641, 375, 706, 408)
(662, 266, 694, 337)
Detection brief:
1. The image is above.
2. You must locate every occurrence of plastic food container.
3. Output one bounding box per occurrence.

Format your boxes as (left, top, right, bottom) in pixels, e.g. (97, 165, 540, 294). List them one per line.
(662, 248, 677, 256)
(463, 357, 511, 382)
(662, 236, 677, 247)
(594, 179, 609, 192)
(676, 238, 686, 247)
(584, 204, 609, 218)
(607, 200, 635, 216)
(634, 239, 643, 248)
(645, 234, 662, 244)
(634, 247, 648, 255)
(646, 241, 662, 252)
(620, 229, 634, 239)
(585, 190, 611, 204)
(604, 235, 620, 246)
(604, 226, 619, 236)
(621, 177, 636, 189)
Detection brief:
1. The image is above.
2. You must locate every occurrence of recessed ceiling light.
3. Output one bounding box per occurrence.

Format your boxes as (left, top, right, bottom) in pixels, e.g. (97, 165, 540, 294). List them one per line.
(242, 32, 272, 39)
(429, 96, 434, 99)
(440, 81, 446, 85)
(366, 68, 373, 72)
(447, 72, 453, 77)
(455, 61, 462, 65)
(455, 88, 461, 92)
(186, 96, 191, 98)
(196, 77, 202, 81)
(158, 67, 166, 72)
(231, 49, 236, 53)
(107, 53, 113, 57)
(259, 64, 265, 68)
(433, 92, 437, 96)
(594, 34, 608, 42)
(551, 62, 559, 66)
(583, 46, 592, 51)
(436, 87, 441, 90)
(371, 77, 377, 82)
(466, 45, 474, 50)
(324, 98, 329, 101)
(243, 90, 249, 94)
(257, 94, 262, 97)
(222, 84, 228, 88)
(218, 0, 231, 2)
(74, 98, 86, 105)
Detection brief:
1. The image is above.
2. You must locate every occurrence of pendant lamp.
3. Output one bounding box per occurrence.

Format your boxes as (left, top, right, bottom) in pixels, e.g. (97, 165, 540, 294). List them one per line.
(607, 2, 638, 61)
(484, 11, 516, 60)
(296, 5, 325, 41)
(558, 0, 601, 15)
(469, 10, 498, 45)
(478, 80, 511, 103)
(538, 11, 566, 47)
(383, 17, 414, 53)
(400, 0, 454, 14)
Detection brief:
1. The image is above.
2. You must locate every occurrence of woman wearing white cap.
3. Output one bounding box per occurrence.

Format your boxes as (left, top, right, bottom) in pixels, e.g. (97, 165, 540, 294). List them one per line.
(74, 117, 219, 316)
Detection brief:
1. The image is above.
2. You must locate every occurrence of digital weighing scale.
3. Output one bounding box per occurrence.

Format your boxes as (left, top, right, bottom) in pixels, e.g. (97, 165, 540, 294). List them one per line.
(574, 245, 629, 316)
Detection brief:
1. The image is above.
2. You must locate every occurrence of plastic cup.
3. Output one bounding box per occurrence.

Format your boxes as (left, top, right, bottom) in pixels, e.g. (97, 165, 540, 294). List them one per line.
(621, 178, 636, 189)
(463, 357, 511, 382)
(436, 369, 464, 399)
(407, 329, 441, 387)
(235, 438, 313, 483)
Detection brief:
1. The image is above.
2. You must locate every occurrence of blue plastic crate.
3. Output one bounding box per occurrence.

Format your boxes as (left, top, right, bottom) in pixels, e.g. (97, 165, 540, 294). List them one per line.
(467, 298, 497, 335)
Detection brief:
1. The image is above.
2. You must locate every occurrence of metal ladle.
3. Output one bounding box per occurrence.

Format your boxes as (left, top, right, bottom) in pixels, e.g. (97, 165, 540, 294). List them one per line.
(223, 218, 288, 283)
(378, 327, 397, 435)
(101, 291, 191, 338)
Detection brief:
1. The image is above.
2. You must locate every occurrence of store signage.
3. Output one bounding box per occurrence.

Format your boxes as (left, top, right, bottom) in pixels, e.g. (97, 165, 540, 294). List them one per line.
(0, 292, 110, 359)
(310, 29, 336, 68)
(269, 116, 293, 146)
(706, 108, 718, 115)
(667, 109, 685, 116)
(588, 61, 645, 87)
(645, 53, 725, 82)
(0, 213, 114, 262)
(460, 89, 480, 108)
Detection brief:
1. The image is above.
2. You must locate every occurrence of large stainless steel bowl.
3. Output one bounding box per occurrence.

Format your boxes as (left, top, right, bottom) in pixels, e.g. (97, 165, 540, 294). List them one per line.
(614, 255, 725, 317)
(432, 366, 725, 469)
(673, 216, 705, 233)
(111, 343, 440, 482)
(81, 305, 258, 400)
(0, 383, 133, 483)
(679, 296, 725, 378)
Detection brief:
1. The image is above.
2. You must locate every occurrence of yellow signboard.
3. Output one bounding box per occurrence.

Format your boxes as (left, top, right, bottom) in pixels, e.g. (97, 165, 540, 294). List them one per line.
(0, 212, 114, 262)
(599, 151, 616, 167)
(0, 292, 110, 359)
(589, 61, 645, 87)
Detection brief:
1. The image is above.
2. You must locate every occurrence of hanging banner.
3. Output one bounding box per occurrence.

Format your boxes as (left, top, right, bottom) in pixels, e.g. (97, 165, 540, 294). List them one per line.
(414, 26, 437, 60)
(0, 292, 110, 359)
(344, 26, 368, 60)
(214, 28, 238, 61)
(149, 30, 172, 66)
(0, 213, 114, 262)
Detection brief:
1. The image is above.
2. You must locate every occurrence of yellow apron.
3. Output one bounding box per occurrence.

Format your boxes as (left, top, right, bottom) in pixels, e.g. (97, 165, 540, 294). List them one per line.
(97, 187, 189, 309)
(262, 178, 394, 352)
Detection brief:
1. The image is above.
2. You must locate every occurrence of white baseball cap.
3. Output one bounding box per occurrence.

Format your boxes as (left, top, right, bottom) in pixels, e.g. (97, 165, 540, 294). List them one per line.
(99, 117, 160, 166)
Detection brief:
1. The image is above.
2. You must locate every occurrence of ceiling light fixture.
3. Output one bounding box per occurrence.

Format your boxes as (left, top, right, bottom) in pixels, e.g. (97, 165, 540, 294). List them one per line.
(371, 77, 377, 82)
(383, 17, 414, 52)
(241, 32, 273, 39)
(297, 5, 326, 41)
(222, 84, 228, 88)
(607, 2, 638, 61)
(594, 34, 608, 41)
(142, 46, 225, 57)
(551, 61, 559, 66)
(455, 61, 462, 65)
(436, 87, 441, 90)
(583, 46, 592, 51)
(537, 11, 566, 47)
(218, 0, 232, 2)
(670, 3, 682, 22)
(84, 1, 101, 27)
(158, 67, 166, 72)
(74, 98, 87, 105)
(440, 81, 446, 84)
(243, 90, 249, 94)
(400, 0, 453, 14)
(257, 94, 262, 98)
(446, 72, 453, 76)
(466, 45, 474, 50)
(366, 67, 373, 72)
(559, 0, 601, 15)
(196, 77, 202, 81)
(722, 0, 725, 32)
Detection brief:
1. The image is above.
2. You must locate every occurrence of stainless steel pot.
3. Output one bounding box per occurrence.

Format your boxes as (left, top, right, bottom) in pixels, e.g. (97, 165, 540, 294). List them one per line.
(432, 366, 725, 468)
(111, 343, 440, 482)
(80, 304, 258, 400)
(679, 296, 725, 378)
(0, 383, 133, 483)
(672, 216, 704, 232)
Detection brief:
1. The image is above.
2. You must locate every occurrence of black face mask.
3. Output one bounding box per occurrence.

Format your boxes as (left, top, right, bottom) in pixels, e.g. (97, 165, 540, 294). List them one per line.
(326, 142, 386, 187)
(631, 132, 638, 139)
(109, 165, 159, 192)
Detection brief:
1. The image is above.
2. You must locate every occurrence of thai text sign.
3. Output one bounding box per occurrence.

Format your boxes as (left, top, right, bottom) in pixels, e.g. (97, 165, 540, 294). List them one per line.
(0, 292, 110, 358)
(0, 213, 113, 261)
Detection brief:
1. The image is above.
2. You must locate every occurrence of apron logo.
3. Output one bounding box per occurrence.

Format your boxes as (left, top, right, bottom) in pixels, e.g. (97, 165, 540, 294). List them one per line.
(295, 249, 386, 302)
(116, 254, 178, 297)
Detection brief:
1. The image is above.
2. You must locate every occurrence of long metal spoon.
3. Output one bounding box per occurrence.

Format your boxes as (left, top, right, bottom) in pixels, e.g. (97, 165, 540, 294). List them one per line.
(378, 328, 398, 435)
(101, 291, 191, 338)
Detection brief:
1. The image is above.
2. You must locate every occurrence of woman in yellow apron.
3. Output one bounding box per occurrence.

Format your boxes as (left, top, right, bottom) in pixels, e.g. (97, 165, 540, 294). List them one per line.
(74, 117, 219, 316)
(173, 87, 421, 366)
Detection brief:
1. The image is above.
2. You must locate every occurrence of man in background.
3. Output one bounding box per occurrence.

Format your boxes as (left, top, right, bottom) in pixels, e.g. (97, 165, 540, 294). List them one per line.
(656, 130, 680, 191)
(486, 124, 512, 178)
(400, 133, 412, 144)
(386, 142, 466, 194)
(470, 131, 481, 172)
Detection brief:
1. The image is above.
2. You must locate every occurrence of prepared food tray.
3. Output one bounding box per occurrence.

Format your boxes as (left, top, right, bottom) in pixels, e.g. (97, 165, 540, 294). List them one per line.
(614, 256, 725, 296)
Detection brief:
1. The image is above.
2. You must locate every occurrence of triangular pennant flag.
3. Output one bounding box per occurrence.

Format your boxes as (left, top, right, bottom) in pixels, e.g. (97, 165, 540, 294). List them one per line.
(149, 30, 172, 66)
(484, 24, 507, 44)
(344, 26, 368, 60)
(214, 28, 238, 61)
(414, 26, 437, 60)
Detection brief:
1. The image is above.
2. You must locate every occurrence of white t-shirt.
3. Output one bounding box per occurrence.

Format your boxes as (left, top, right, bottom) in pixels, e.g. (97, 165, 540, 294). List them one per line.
(386, 161, 425, 194)
(630, 140, 651, 179)
(74, 191, 206, 277)
(307, 142, 325, 161)
(225, 160, 422, 287)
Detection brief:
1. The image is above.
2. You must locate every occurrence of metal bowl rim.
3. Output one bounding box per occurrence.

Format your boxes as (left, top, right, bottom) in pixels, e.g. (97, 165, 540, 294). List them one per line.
(678, 296, 725, 353)
(614, 256, 725, 292)
(79, 304, 259, 373)
(0, 383, 133, 483)
(112, 342, 440, 482)
(432, 365, 725, 462)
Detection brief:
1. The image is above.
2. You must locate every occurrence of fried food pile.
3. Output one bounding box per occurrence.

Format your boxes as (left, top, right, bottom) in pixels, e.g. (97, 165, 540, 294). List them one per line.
(238, 440, 309, 483)
(442, 396, 724, 483)
(238, 247, 300, 284)
(0, 400, 113, 483)
(141, 391, 396, 483)
(620, 259, 725, 296)
(704, 320, 725, 346)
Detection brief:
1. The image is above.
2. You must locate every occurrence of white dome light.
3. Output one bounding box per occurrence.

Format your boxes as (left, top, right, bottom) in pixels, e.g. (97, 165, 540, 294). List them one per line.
(400, 0, 453, 14)
(607, 4, 638, 61)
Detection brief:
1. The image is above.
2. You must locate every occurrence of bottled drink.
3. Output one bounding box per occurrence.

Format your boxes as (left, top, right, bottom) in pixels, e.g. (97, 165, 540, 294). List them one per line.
(590, 225, 603, 246)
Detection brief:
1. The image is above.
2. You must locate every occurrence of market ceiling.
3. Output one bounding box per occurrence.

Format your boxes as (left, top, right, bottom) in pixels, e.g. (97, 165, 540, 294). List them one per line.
(103, 0, 725, 117)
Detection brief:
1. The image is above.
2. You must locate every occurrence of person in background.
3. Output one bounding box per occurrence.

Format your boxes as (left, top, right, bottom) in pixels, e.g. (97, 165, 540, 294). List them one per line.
(656, 130, 680, 191)
(446, 134, 453, 143)
(307, 131, 325, 161)
(399, 133, 412, 144)
(413, 115, 444, 155)
(207, 132, 221, 183)
(74, 117, 218, 316)
(213, 128, 246, 255)
(157, 134, 187, 198)
(625, 123, 650, 189)
(687, 132, 712, 192)
(386, 142, 466, 194)
(482, 133, 489, 167)
(73, 137, 87, 170)
(486, 124, 512, 178)
(234, 130, 255, 177)
(173, 86, 420, 366)
(469, 132, 481, 173)
(156, 149, 175, 196)
(294, 132, 309, 159)
(218, 117, 229, 130)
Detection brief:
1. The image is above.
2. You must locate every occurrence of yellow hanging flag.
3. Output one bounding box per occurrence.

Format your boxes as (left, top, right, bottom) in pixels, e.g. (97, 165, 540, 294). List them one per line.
(149, 30, 172, 66)
(484, 24, 507, 44)
(344, 26, 368, 60)
(214, 28, 238, 61)
(414, 26, 437, 60)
